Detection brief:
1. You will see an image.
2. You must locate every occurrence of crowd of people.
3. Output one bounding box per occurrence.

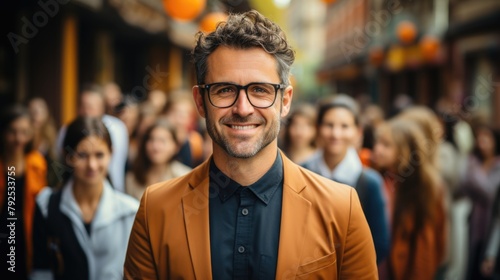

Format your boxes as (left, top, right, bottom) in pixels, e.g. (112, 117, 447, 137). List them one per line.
(0, 9, 500, 279)
(1, 83, 499, 279)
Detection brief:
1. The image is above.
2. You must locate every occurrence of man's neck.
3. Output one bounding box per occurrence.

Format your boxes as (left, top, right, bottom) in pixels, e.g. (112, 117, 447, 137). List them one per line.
(212, 143, 278, 186)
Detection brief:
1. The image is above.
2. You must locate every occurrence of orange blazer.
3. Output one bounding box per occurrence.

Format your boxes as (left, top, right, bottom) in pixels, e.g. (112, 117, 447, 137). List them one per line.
(0, 151, 47, 272)
(124, 152, 377, 279)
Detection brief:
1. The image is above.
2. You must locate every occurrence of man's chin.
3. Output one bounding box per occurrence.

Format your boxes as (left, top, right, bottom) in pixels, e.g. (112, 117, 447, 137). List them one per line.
(225, 148, 259, 159)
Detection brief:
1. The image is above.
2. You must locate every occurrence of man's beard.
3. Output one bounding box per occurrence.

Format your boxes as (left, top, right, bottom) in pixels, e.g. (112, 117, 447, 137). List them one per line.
(206, 113, 280, 159)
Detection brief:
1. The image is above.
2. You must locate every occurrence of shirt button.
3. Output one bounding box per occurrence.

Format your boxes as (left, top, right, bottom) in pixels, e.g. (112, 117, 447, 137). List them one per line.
(238, 246, 245, 253)
(242, 208, 249, 216)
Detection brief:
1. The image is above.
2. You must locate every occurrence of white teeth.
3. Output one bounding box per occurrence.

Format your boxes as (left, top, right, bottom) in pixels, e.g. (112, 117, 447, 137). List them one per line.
(230, 125, 256, 130)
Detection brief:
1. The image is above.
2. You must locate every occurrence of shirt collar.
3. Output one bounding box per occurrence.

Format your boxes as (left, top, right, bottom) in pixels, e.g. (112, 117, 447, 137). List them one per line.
(209, 152, 283, 205)
(247, 153, 283, 205)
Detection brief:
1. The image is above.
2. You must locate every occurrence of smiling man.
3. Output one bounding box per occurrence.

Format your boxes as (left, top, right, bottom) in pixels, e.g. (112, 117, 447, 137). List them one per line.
(124, 10, 377, 279)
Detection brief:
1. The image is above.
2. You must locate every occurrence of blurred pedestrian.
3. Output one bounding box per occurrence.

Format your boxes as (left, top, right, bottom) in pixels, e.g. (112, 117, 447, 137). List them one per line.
(56, 84, 129, 192)
(126, 120, 191, 200)
(373, 118, 447, 280)
(116, 95, 140, 172)
(0, 105, 47, 279)
(28, 98, 57, 161)
(436, 100, 475, 280)
(147, 89, 167, 116)
(162, 90, 204, 168)
(359, 104, 385, 167)
(458, 123, 500, 280)
(117, 95, 140, 139)
(31, 117, 138, 280)
(103, 82, 123, 116)
(282, 103, 317, 164)
(28, 97, 58, 186)
(482, 187, 500, 279)
(398, 106, 454, 279)
(302, 95, 389, 265)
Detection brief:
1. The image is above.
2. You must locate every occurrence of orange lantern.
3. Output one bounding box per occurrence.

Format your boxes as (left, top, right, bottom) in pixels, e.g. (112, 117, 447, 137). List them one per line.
(420, 35, 440, 62)
(386, 46, 405, 71)
(199, 12, 228, 33)
(163, 0, 206, 21)
(396, 21, 417, 45)
(369, 47, 385, 67)
(405, 45, 422, 68)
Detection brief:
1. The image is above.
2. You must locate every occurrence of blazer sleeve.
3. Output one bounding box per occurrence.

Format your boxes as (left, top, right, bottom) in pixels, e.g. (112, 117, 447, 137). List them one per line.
(339, 188, 378, 279)
(124, 189, 158, 279)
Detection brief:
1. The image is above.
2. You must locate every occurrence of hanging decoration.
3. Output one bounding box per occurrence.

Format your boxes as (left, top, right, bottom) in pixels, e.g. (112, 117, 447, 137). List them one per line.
(163, 0, 206, 21)
(420, 35, 440, 62)
(199, 12, 228, 33)
(396, 20, 417, 45)
(386, 45, 406, 71)
(369, 47, 385, 67)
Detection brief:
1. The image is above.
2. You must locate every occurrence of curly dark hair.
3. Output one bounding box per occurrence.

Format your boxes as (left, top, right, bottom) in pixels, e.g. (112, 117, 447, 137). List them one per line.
(192, 10, 295, 85)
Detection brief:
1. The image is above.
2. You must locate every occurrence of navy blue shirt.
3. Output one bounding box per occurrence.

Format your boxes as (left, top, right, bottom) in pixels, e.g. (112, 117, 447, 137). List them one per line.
(209, 153, 283, 280)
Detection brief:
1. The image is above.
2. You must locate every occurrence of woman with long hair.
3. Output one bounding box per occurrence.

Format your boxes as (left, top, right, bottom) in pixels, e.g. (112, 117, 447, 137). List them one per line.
(31, 117, 138, 279)
(398, 106, 458, 279)
(282, 103, 317, 164)
(28, 97, 58, 186)
(126, 120, 191, 200)
(302, 95, 389, 265)
(373, 118, 446, 279)
(28, 98, 57, 160)
(0, 105, 47, 279)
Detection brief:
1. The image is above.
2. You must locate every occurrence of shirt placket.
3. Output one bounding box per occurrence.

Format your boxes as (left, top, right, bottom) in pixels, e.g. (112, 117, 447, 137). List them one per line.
(233, 187, 255, 280)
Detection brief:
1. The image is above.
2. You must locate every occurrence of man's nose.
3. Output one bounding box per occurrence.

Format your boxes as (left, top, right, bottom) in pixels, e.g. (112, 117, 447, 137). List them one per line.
(232, 89, 254, 117)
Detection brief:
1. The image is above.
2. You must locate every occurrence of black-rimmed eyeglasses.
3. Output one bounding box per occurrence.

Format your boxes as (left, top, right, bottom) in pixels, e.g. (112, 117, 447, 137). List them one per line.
(198, 82, 287, 109)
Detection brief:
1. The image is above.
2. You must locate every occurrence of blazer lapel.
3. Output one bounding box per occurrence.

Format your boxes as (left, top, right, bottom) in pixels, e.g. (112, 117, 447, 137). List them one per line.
(182, 160, 212, 280)
(276, 153, 312, 279)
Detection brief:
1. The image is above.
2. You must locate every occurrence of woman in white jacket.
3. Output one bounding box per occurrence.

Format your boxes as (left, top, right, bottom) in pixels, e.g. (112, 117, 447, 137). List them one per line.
(31, 117, 139, 280)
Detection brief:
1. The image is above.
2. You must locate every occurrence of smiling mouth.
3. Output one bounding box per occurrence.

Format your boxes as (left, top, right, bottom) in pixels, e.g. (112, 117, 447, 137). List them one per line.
(227, 124, 258, 130)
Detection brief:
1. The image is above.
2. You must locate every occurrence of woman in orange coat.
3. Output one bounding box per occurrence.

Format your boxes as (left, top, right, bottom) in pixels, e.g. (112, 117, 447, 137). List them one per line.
(0, 105, 47, 279)
(373, 118, 446, 280)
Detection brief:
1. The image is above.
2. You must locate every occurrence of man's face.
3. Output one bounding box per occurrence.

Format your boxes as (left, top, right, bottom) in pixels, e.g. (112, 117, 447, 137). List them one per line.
(193, 46, 293, 159)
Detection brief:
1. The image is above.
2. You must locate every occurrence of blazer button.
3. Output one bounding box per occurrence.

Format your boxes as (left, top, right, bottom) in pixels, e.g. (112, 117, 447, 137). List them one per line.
(242, 208, 249, 216)
(238, 246, 245, 253)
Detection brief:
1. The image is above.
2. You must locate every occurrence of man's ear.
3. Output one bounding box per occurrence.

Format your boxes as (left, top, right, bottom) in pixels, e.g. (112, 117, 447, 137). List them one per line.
(192, 85, 206, 118)
(280, 85, 293, 118)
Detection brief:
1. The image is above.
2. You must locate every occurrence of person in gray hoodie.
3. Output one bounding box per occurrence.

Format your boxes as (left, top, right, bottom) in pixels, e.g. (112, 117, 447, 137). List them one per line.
(31, 117, 138, 280)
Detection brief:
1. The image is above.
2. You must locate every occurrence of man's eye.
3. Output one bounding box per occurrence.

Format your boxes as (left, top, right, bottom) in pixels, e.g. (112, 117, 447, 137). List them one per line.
(252, 86, 268, 93)
(217, 87, 236, 94)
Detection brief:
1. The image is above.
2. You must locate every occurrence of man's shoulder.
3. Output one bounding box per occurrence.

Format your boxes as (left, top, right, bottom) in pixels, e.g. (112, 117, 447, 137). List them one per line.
(142, 162, 207, 206)
(147, 172, 193, 199)
(285, 163, 357, 230)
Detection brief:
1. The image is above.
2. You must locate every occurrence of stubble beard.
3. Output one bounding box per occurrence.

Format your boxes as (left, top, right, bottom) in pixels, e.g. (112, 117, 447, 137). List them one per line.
(206, 113, 280, 159)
